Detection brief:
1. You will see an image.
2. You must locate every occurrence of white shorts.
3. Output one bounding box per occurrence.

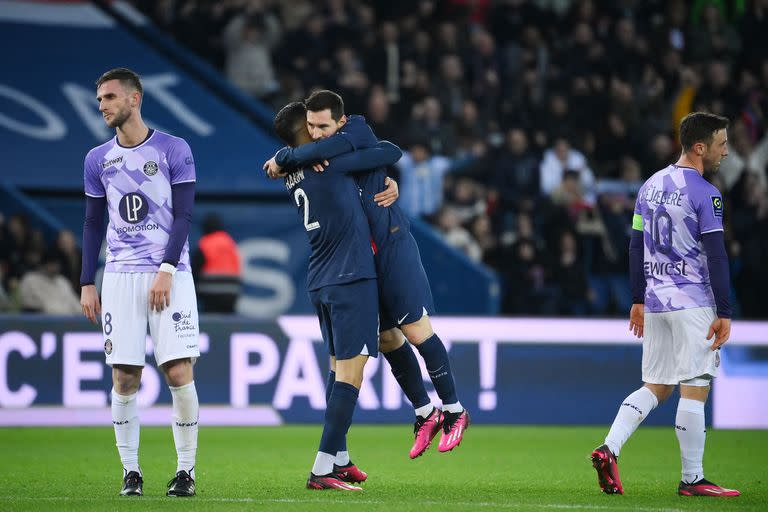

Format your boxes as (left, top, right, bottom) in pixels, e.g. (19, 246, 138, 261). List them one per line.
(101, 271, 200, 367)
(642, 306, 719, 385)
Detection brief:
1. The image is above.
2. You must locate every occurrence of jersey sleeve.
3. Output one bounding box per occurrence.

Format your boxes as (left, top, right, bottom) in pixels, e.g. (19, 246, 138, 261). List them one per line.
(693, 185, 724, 234)
(337, 115, 378, 150)
(83, 152, 106, 198)
(275, 136, 354, 167)
(168, 138, 197, 185)
(324, 141, 402, 174)
(632, 186, 644, 231)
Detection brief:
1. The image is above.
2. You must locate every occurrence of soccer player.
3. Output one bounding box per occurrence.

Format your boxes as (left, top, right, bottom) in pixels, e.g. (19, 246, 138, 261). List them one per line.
(591, 112, 740, 497)
(80, 68, 199, 497)
(269, 101, 403, 490)
(265, 90, 469, 459)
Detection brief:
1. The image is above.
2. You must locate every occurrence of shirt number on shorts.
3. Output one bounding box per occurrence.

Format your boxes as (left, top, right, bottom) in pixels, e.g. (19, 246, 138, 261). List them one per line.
(104, 312, 113, 335)
(294, 188, 320, 231)
(651, 209, 673, 254)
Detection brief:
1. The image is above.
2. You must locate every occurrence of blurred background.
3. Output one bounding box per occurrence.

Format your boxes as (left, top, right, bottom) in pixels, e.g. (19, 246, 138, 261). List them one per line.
(0, 0, 766, 428)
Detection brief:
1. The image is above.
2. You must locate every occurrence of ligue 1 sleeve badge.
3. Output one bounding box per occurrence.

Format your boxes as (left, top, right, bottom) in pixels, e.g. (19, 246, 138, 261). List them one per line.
(711, 196, 723, 218)
(104, 339, 113, 355)
(143, 161, 159, 176)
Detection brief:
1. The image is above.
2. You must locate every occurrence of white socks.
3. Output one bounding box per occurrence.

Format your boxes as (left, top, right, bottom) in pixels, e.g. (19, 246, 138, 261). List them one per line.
(111, 389, 140, 474)
(676, 397, 706, 483)
(170, 381, 199, 476)
(605, 386, 659, 457)
(415, 404, 434, 418)
(335, 450, 350, 466)
(312, 452, 336, 476)
(443, 401, 464, 414)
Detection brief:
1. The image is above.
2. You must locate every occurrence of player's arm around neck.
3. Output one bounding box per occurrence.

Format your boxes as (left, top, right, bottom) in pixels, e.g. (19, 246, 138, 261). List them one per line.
(275, 135, 355, 169)
(324, 141, 403, 175)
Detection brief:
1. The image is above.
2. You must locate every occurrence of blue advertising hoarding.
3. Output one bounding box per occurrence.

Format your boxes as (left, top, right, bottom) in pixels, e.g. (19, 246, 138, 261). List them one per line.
(2, 316, 766, 428)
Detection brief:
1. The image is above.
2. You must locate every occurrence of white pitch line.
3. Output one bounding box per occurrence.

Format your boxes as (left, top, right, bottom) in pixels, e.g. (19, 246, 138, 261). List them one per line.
(0, 496, 686, 512)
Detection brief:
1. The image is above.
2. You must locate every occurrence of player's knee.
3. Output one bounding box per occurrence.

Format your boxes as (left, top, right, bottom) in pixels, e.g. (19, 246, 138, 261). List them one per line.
(644, 383, 675, 403)
(161, 358, 194, 387)
(112, 365, 142, 394)
(379, 329, 405, 353)
(334, 355, 368, 389)
(679, 377, 711, 401)
(401, 316, 433, 345)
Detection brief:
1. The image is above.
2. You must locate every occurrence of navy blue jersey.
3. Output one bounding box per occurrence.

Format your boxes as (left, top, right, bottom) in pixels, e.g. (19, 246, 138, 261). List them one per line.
(283, 150, 381, 291)
(275, 115, 409, 248)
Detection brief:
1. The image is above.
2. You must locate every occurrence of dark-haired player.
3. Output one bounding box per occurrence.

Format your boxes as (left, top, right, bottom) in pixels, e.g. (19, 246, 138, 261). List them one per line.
(269, 101, 402, 490)
(591, 112, 739, 497)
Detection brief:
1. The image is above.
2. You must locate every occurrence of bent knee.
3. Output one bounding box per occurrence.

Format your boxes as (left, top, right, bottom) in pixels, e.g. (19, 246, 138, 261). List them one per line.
(379, 329, 404, 353)
(401, 315, 433, 345)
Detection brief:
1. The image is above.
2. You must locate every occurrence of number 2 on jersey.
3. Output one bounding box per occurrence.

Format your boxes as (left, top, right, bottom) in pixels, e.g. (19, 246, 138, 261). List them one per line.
(294, 188, 320, 231)
(650, 208, 673, 254)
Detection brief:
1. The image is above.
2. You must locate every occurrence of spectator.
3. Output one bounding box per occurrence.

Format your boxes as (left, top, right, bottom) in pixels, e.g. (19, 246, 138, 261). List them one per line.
(18, 249, 81, 314)
(192, 214, 242, 314)
(223, 1, 281, 99)
(435, 206, 482, 262)
(396, 141, 452, 218)
(55, 229, 82, 294)
(540, 137, 596, 202)
(551, 230, 589, 316)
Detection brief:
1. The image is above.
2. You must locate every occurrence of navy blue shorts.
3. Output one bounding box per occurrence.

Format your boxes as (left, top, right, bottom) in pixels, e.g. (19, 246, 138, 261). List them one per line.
(310, 278, 379, 360)
(376, 234, 435, 332)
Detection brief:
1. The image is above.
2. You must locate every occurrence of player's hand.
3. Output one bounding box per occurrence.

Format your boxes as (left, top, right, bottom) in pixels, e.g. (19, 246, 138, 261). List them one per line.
(629, 303, 644, 338)
(374, 177, 399, 207)
(80, 284, 101, 325)
(312, 160, 330, 172)
(263, 157, 286, 179)
(149, 271, 173, 312)
(707, 317, 731, 350)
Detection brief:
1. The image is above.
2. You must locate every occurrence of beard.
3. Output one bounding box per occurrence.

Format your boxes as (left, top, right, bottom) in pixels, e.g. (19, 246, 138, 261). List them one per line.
(105, 107, 131, 128)
(702, 155, 721, 174)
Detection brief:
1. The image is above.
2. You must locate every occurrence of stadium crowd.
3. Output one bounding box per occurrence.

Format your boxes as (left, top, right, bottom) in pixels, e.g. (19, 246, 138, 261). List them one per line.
(4, 0, 766, 319)
(128, 0, 767, 318)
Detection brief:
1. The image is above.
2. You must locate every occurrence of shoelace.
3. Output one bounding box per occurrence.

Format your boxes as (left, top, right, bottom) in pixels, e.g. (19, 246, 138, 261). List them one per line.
(125, 472, 142, 486)
(442, 411, 460, 434)
(167, 471, 191, 488)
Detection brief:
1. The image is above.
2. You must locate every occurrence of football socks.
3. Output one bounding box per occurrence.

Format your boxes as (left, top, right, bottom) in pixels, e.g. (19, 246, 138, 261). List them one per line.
(111, 389, 140, 474)
(170, 381, 199, 475)
(676, 397, 706, 484)
(605, 386, 658, 457)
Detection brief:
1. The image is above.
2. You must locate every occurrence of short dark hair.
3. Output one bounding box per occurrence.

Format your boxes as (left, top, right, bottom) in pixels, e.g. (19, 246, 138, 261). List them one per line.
(274, 102, 307, 146)
(305, 90, 344, 120)
(679, 112, 729, 151)
(95, 67, 143, 96)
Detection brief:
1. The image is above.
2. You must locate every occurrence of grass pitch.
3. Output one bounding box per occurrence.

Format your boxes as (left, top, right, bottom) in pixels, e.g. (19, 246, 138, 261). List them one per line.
(0, 425, 765, 511)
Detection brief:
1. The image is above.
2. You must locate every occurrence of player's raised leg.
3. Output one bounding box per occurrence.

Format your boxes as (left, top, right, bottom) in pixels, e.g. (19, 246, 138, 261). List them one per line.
(379, 328, 441, 458)
(592, 383, 665, 495)
(402, 315, 469, 453)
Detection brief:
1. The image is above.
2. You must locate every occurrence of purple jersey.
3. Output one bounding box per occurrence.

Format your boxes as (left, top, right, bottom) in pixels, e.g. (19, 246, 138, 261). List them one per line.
(83, 130, 196, 272)
(633, 164, 724, 312)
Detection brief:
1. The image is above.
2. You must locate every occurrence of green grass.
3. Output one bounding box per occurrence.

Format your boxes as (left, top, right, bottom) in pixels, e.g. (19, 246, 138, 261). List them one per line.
(0, 426, 765, 511)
